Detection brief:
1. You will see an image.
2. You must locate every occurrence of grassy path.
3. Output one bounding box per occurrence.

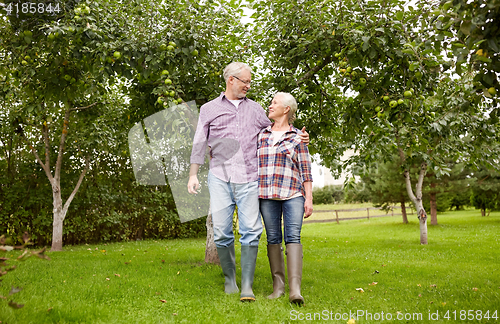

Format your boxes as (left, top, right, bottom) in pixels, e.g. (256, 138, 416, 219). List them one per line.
(1, 209, 499, 323)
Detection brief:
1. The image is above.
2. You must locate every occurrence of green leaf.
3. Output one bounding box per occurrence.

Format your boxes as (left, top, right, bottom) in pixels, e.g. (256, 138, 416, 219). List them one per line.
(483, 73, 496, 86)
(459, 21, 471, 35)
(395, 11, 404, 21)
(475, 55, 492, 63)
(487, 38, 499, 53)
(409, 62, 419, 71)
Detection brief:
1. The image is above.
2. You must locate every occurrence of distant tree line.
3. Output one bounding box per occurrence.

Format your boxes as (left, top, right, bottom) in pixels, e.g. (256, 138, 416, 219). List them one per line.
(313, 160, 500, 222)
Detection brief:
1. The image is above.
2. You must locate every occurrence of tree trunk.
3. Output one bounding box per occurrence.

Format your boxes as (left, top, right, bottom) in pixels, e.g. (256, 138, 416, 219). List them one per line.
(205, 206, 219, 264)
(403, 161, 429, 245)
(481, 208, 485, 216)
(415, 198, 428, 245)
(51, 210, 65, 251)
(401, 200, 408, 224)
(51, 183, 62, 251)
(430, 182, 438, 225)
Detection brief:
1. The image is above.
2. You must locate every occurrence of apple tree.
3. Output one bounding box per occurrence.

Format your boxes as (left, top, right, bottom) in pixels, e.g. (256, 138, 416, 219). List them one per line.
(249, 0, 495, 244)
(1, 0, 251, 254)
(436, 0, 500, 101)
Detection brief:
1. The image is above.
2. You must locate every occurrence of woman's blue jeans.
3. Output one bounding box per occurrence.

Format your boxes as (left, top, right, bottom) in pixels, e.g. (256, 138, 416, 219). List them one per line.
(259, 196, 305, 245)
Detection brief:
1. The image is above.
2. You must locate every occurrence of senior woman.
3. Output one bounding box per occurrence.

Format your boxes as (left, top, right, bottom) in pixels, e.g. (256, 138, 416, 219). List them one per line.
(257, 92, 313, 304)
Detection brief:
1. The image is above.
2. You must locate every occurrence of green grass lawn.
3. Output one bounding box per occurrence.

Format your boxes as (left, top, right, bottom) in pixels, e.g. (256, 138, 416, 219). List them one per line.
(1, 209, 499, 323)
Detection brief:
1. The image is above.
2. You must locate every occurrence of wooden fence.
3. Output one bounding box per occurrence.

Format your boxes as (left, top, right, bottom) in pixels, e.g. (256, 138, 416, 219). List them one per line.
(303, 206, 414, 224)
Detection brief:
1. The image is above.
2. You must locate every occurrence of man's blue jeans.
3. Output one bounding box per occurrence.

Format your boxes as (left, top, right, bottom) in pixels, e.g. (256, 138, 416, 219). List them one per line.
(259, 196, 305, 245)
(208, 171, 262, 248)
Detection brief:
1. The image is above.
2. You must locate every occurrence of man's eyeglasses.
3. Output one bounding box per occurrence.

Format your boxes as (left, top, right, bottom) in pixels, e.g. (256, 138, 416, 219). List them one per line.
(232, 75, 251, 86)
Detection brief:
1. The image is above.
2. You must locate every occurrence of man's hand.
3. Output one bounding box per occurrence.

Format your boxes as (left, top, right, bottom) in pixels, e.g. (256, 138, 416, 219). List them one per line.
(187, 164, 201, 194)
(299, 126, 309, 145)
(304, 197, 313, 218)
(187, 175, 200, 194)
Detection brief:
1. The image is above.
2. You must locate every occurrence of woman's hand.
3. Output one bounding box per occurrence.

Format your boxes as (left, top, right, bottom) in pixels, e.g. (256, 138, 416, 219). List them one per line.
(304, 197, 313, 218)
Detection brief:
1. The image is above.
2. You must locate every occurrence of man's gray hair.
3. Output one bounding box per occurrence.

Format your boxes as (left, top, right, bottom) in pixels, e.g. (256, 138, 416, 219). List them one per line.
(275, 92, 298, 124)
(223, 62, 253, 82)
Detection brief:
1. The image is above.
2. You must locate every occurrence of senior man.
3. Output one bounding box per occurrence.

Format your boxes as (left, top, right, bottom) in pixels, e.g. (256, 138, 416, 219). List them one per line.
(188, 62, 308, 302)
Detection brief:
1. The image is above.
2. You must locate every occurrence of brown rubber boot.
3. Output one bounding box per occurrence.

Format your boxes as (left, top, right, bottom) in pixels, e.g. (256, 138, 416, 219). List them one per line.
(286, 243, 304, 304)
(267, 244, 285, 299)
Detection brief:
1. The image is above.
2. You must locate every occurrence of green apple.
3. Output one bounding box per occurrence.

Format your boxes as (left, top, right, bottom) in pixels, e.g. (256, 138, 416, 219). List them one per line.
(157, 97, 163, 105)
(48, 34, 55, 41)
(113, 51, 121, 59)
(169, 41, 176, 47)
(346, 67, 352, 73)
(404, 90, 412, 98)
(389, 100, 398, 108)
(375, 106, 381, 112)
(23, 30, 32, 37)
(383, 95, 390, 101)
(398, 99, 404, 105)
(64, 74, 72, 81)
(359, 78, 366, 85)
(21, 60, 28, 65)
(377, 111, 384, 118)
(160, 43, 167, 51)
(164, 78, 172, 85)
(169, 90, 175, 97)
(161, 70, 169, 75)
(191, 49, 198, 56)
(488, 87, 496, 95)
(167, 45, 175, 51)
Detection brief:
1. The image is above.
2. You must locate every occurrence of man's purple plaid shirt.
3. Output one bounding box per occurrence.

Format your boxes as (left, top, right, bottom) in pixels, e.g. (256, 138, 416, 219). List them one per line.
(190, 93, 271, 183)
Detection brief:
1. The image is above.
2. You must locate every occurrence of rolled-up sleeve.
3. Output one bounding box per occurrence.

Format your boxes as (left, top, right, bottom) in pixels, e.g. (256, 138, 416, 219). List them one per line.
(296, 142, 313, 183)
(190, 105, 209, 165)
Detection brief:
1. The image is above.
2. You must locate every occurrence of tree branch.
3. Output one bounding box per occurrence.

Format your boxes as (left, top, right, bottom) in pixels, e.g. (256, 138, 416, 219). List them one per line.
(403, 169, 417, 203)
(55, 107, 71, 184)
(69, 102, 100, 111)
(21, 133, 52, 181)
(62, 154, 91, 217)
(297, 55, 333, 85)
(416, 162, 427, 199)
(42, 124, 51, 172)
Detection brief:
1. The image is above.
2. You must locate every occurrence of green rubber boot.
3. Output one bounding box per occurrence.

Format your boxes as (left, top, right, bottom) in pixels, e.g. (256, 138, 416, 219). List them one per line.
(216, 244, 239, 294)
(240, 245, 258, 302)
